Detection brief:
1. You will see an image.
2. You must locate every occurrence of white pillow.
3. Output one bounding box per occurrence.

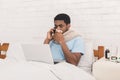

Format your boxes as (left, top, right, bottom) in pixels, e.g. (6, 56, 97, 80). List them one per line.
(6, 43, 26, 62)
(50, 62, 96, 80)
(78, 39, 95, 73)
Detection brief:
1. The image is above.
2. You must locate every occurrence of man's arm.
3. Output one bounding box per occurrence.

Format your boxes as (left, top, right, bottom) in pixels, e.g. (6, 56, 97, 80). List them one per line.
(44, 28, 54, 44)
(44, 38, 51, 44)
(53, 32, 82, 66)
(60, 41, 82, 66)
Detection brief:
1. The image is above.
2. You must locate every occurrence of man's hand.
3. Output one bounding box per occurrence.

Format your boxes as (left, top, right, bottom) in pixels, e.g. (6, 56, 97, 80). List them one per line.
(53, 32, 65, 44)
(44, 28, 54, 44)
(53, 32, 81, 66)
(47, 28, 55, 40)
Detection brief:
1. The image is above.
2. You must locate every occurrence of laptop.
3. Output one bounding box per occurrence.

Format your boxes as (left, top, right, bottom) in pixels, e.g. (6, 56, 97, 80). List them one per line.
(21, 43, 54, 64)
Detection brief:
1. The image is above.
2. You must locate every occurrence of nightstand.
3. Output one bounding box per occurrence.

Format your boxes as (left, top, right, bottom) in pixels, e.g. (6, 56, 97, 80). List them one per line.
(92, 57, 120, 80)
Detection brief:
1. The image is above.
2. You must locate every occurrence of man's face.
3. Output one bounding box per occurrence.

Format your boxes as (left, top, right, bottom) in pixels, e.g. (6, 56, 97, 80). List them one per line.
(54, 20, 70, 34)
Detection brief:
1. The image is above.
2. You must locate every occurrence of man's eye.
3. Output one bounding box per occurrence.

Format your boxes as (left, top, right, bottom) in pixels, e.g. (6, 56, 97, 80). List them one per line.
(54, 26, 57, 29)
(59, 25, 63, 28)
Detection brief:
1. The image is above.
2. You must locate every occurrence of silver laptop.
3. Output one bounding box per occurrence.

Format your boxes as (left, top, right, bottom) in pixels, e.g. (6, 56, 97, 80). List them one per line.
(21, 43, 54, 64)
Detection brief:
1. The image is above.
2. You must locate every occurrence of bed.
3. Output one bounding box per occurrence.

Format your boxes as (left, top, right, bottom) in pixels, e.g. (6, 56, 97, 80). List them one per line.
(0, 42, 97, 80)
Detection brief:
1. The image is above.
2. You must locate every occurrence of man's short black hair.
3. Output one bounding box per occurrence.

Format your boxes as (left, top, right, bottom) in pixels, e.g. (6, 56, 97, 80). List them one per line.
(54, 13, 71, 25)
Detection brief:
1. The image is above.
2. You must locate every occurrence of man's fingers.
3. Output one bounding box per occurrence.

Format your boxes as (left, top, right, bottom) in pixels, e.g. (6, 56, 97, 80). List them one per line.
(49, 28, 55, 33)
(56, 29, 63, 33)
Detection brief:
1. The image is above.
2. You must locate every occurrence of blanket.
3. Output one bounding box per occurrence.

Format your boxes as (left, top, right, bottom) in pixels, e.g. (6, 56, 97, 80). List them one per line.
(63, 29, 81, 42)
(54, 29, 81, 43)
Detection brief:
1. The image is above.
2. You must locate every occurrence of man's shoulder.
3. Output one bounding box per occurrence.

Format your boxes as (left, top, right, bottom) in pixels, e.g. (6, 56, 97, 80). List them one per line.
(72, 36, 84, 41)
(67, 36, 84, 44)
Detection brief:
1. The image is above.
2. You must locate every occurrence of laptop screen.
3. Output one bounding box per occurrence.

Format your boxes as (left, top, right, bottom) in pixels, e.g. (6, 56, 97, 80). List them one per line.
(21, 43, 54, 64)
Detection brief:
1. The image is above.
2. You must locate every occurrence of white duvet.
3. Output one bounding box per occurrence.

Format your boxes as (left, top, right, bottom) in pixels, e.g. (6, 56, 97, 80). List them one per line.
(0, 43, 96, 80)
(0, 59, 95, 80)
(0, 59, 58, 80)
(50, 62, 96, 80)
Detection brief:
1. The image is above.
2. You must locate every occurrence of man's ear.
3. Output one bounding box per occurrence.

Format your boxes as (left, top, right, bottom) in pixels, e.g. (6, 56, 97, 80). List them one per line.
(67, 24, 70, 29)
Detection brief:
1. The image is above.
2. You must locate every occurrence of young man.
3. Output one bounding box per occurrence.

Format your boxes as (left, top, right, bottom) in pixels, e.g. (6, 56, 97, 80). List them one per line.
(44, 13, 85, 66)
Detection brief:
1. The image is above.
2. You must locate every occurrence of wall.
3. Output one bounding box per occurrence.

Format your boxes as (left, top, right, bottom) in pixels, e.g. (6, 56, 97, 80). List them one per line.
(0, 0, 120, 49)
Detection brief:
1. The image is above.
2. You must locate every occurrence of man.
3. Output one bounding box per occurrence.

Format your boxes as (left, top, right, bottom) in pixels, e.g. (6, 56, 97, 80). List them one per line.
(44, 13, 85, 66)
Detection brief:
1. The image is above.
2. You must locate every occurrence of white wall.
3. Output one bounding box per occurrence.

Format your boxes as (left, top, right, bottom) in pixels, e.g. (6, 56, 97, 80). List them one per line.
(0, 0, 120, 48)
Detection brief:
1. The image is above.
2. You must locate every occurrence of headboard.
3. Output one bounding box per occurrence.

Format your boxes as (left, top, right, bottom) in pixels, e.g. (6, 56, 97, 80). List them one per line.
(0, 43, 9, 59)
(0, 43, 104, 60)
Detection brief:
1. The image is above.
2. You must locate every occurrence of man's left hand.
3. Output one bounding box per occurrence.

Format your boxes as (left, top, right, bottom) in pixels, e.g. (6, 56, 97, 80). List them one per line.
(53, 32, 65, 44)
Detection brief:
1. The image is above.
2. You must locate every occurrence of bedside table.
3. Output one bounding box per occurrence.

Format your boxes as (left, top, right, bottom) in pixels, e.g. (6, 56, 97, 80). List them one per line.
(92, 57, 120, 80)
